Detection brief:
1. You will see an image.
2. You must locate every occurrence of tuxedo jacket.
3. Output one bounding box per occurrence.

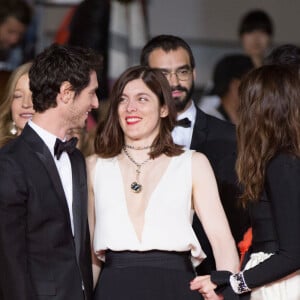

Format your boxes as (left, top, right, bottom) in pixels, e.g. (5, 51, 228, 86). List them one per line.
(0, 125, 93, 300)
(191, 107, 250, 275)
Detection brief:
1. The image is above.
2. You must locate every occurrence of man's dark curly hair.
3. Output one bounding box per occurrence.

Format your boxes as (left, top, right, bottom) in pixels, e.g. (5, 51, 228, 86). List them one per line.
(29, 43, 102, 113)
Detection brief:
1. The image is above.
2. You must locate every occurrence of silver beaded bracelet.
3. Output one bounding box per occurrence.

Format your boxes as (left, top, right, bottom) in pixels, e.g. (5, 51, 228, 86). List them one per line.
(229, 272, 251, 294)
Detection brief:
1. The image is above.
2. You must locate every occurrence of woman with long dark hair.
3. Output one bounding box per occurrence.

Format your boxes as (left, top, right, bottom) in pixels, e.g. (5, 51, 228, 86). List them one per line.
(191, 64, 300, 299)
(87, 65, 239, 300)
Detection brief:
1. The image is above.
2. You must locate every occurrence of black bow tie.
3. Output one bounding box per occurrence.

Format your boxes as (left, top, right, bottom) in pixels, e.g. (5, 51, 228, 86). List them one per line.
(176, 117, 191, 128)
(54, 137, 78, 160)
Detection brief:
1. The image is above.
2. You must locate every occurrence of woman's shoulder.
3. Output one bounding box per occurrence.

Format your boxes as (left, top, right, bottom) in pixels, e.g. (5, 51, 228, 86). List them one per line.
(86, 153, 98, 167)
(189, 149, 209, 163)
(268, 153, 300, 169)
(267, 153, 300, 181)
(187, 150, 213, 173)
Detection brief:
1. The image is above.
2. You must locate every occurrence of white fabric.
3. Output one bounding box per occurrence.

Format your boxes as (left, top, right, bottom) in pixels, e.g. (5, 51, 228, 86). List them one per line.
(244, 252, 300, 300)
(203, 106, 226, 121)
(28, 121, 74, 235)
(108, 0, 147, 81)
(92, 150, 206, 266)
(198, 95, 220, 113)
(172, 101, 196, 148)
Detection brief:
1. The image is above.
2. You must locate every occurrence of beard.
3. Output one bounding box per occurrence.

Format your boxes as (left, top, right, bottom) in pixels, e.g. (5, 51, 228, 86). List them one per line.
(171, 81, 194, 113)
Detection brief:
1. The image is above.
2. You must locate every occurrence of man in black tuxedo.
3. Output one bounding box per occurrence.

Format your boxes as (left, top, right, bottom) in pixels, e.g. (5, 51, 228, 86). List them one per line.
(140, 35, 250, 274)
(0, 44, 100, 300)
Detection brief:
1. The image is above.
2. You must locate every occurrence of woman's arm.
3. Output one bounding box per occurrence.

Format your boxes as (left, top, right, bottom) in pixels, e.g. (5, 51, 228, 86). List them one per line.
(192, 152, 239, 273)
(86, 155, 102, 288)
(241, 154, 300, 288)
(192, 154, 300, 297)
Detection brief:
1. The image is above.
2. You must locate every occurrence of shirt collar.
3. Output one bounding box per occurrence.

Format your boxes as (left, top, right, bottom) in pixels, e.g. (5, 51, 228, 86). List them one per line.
(177, 100, 196, 127)
(28, 120, 59, 156)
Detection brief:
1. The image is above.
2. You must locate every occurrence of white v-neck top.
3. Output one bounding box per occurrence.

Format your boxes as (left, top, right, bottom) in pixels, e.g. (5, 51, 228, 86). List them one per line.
(92, 150, 206, 266)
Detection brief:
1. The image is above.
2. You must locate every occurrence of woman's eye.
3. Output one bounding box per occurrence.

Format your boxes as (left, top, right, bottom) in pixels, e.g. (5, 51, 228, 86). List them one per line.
(13, 94, 22, 99)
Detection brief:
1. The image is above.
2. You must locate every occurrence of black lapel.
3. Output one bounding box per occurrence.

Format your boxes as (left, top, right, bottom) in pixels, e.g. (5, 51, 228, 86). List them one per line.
(21, 124, 72, 225)
(69, 152, 87, 263)
(190, 107, 208, 150)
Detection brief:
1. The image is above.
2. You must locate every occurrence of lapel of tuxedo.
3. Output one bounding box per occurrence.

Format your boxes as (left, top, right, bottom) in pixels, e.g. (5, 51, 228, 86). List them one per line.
(69, 152, 86, 263)
(21, 125, 72, 226)
(190, 108, 208, 151)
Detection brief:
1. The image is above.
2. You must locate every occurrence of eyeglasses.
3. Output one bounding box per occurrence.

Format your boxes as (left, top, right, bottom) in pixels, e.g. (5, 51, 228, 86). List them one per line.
(159, 68, 192, 81)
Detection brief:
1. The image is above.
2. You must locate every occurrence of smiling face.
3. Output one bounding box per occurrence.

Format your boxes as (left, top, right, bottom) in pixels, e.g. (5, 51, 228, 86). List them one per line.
(66, 71, 99, 130)
(11, 73, 34, 135)
(118, 78, 168, 145)
(147, 47, 195, 113)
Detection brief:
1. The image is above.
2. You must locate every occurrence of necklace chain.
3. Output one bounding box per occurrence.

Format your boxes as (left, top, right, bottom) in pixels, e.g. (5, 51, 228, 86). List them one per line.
(124, 144, 152, 150)
(123, 146, 151, 193)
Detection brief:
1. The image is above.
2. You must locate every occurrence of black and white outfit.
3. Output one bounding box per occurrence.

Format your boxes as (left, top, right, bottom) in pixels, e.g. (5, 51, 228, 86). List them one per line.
(211, 153, 300, 300)
(0, 122, 92, 300)
(92, 150, 204, 300)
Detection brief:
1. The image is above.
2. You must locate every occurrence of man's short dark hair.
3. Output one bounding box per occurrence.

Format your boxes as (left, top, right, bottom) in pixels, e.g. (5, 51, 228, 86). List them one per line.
(140, 34, 195, 69)
(212, 54, 254, 98)
(0, 0, 32, 26)
(238, 9, 273, 37)
(264, 44, 300, 67)
(29, 43, 102, 113)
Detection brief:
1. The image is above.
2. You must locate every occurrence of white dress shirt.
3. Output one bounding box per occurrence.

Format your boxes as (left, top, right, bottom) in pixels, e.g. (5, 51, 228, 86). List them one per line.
(172, 101, 196, 148)
(28, 120, 74, 235)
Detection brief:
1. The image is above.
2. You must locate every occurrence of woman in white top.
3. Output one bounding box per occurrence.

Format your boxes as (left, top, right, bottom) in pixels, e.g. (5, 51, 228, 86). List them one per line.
(87, 66, 239, 300)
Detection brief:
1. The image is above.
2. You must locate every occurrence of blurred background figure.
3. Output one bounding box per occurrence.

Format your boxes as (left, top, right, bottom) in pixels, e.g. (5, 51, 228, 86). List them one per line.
(66, 0, 110, 102)
(238, 9, 274, 68)
(200, 54, 254, 125)
(0, 0, 32, 71)
(106, 0, 148, 88)
(0, 62, 34, 147)
(264, 43, 300, 66)
(0, 69, 11, 100)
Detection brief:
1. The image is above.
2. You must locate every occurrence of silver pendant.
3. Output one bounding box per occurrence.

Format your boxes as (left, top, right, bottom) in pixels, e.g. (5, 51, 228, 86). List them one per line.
(131, 182, 142, 193)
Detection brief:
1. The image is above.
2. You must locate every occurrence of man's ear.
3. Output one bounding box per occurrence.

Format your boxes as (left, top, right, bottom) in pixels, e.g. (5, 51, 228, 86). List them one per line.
(58, 81, 74, 104)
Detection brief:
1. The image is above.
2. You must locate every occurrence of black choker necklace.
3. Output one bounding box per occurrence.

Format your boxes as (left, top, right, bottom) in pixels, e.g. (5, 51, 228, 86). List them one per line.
(123, 146, 151, 193)
(124, 144, 151, 150)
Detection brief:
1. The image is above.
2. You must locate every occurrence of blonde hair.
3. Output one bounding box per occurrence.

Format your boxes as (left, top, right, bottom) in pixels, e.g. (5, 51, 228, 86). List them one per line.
(0, 62, 32, 147)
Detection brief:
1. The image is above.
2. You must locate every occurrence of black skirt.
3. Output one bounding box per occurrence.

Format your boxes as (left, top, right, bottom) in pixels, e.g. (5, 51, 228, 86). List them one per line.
(93, 250, 203, 300)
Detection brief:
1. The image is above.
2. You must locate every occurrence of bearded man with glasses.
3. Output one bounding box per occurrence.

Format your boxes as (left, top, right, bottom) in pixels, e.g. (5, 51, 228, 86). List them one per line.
(140, 35, 250, 277)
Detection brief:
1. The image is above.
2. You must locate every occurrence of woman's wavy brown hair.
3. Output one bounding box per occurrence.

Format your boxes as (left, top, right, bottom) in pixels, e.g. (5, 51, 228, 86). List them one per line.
(237, 64, 300, 205)
(94, 65, 183, 158)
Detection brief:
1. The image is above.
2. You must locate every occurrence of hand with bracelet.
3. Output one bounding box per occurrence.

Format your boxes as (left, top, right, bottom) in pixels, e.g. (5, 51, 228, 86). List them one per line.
(190, 271, 249, 299)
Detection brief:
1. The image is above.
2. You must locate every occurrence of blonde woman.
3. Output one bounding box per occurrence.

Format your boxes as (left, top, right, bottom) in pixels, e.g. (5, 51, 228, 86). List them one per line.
(0, 62, 34, 147)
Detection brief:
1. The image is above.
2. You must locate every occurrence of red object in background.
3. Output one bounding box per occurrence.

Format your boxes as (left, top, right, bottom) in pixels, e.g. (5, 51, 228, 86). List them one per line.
(54, 6, 77, 45)
(238, 227, 252, 267)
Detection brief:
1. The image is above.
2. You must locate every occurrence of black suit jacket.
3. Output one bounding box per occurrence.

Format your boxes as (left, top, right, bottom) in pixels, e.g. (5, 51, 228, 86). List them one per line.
(0, 125, 93, 300)
(191, 107, 250, 275)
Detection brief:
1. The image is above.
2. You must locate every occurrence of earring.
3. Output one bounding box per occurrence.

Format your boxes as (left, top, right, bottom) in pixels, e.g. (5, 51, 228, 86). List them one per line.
(10, 121, 17, 135)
